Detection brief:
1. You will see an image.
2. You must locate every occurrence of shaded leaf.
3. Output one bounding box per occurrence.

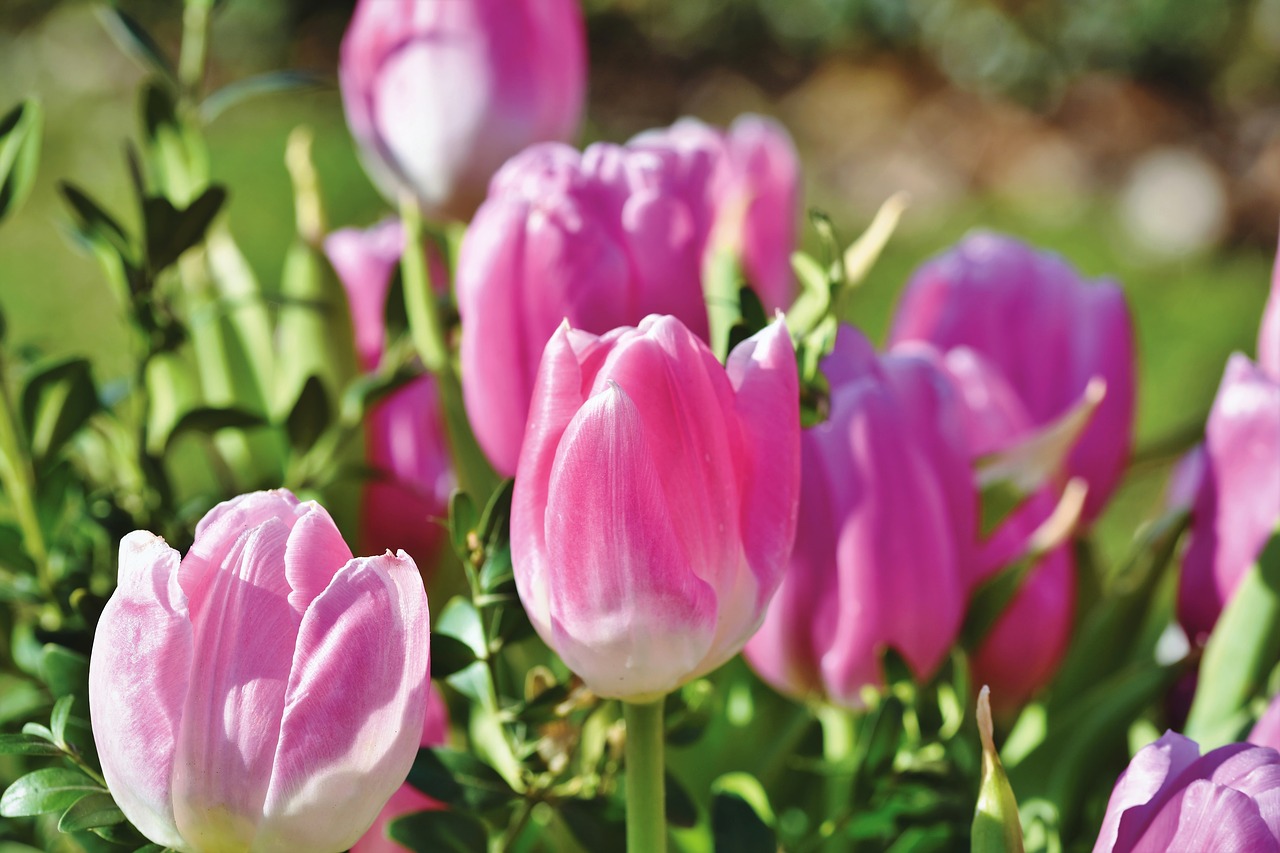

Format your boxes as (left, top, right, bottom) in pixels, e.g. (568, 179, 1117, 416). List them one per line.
(0, 98, 42, 224)
(387, 809, 487, 853)
(429, 633, 477, 680)
(144, 186, 226, 272)
(200, 71, 328, 123)
(285, 374, 330, 454)
(163, 406, 266, 453)
(58, 792, 126, 831)
(406, 747, 516, 813)
(96, 7, 175, 81)
(0, 733, 63, 757)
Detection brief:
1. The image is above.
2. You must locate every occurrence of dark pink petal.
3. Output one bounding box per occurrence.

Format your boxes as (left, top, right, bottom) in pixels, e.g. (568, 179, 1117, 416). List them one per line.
(89, 532, 191, 850)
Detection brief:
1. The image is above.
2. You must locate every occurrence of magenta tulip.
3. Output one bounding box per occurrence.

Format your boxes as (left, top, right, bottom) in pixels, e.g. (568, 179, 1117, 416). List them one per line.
(941, 346, 1076, 714)
(325, 221, 454, 570)
(457, 116, 802, 476)
(1093, 732, 1280, 852)
(1177, 353, 1280, 642)
(352, 686, 450, 853)
(744, 326, 974, 709)
(339, 0, 586, 221)
(890, 232, 1135, 523)
(89, 490, 430, 851)
(511, 315, 799, 701)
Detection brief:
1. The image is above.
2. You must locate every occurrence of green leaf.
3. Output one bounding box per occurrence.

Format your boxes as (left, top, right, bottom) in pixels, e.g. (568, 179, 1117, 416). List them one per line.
(200, 71, 328, 123)
(50, 694, 73, 744)
(163, 406, 266, 453)
(478, 478, 515, 548)
(666, 771, 698, 828)
(1185, 526, 1280, 748)
(0, 98, 42, 224)
(0, 675, 45, 725)
(284, 375, 330, 454)
(478, 545, 514, 596)
(559, 798, 627, 851)
(60, 182, 135, 263)
(448, 490, 479, 563)
(0, 733, 64, 756)
(40, 644, 90, 699)
(0, 768, 102, 817)
(437, 596, 486, 659)
(387, 809, 488, 852)
(143, 186, 227, 273)
(712, 789, 775, 853)
(429, 632, 477, 680)
(972, 688, 1025, 853)
(339, 367, 418, 426)
(58, 792, 126, 831)
(406, 747, 516, 813)
(96, 7, 175, 82)
(21, 356, 99, 464)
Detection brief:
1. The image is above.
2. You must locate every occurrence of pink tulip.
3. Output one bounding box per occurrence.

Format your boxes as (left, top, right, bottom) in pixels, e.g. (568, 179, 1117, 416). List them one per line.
(352, 687, 450, 853)
(457, 116, 802, 476)
(89, 490, 430, 851)
(511, 315, 799, 701)
(1093, 731, 1280, 852)
(890, 232, 1135, 523)
(941, 346, 1076, 715)
(325, 221, 454, 570)
(1177, 354, 1280, 643)
(339, 0, 586, 221)
(744, 326, 974, 709)
(1250, 695, 1280, 752)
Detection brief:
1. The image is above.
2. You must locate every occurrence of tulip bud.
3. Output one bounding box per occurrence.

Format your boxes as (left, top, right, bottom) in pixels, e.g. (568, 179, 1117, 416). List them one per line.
(511, 315, 800, 702)
(457, 116, 802, 476)
(941, 346, 1076, 714)
(352, 686, 450, 853)
(339, 0, 586, 221)
(1093, 731, 1280, 851)
(891, 232, 1135, 523)
(325, 221, 455, 570)
(89, 490, 431, 851)
(744, 326, 974, 709)
(1177, 354, 1280, 643)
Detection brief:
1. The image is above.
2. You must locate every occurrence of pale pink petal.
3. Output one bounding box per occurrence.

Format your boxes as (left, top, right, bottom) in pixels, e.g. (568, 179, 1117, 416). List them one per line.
(283, 502, 354, 615)
(258, 552, 430, 852)
(1127, 780, 1279, 853)
(1093, 731, 1201, 853)
(89, 532, 191, 850)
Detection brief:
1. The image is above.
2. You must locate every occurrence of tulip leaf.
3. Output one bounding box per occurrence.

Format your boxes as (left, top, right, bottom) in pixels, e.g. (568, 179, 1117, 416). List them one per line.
(163, 406, 266, 453)
(0, 98, 42, 225)
(200, 71, 328, 123)
(407, 747, 516, 813)
(0, 768, 102, 817)
(0, 734, 64, 757)
(1185, 526, 1280, 748)
(388, 809, 488, 852)
(58, 792, 126, 831)
(430, 632, 477, 680)
(284, 374, 330, 454)
(21, 356, 99, 466)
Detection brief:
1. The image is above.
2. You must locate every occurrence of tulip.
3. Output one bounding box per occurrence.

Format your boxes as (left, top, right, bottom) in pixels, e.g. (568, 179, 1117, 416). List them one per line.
(940, 346, 1076, 714)
(89, 490, 430, 852)
(511, 315, 799, 702)
(1177, 353, 1280, 643)
(352, 686, 450, 853)
(1250, 695, 1280, 752)
(458, 116, 802, 475)
(1093, 731, 1280, 851)
(744, 326, 974, 709)
(325, 221, 454, 570)
(339, 0, 586, 221)
(890, 232, 1135, 523)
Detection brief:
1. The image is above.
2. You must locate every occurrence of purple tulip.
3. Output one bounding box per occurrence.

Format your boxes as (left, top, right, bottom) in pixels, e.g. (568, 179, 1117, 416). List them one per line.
(941, 346, 1076, 714)
(744, 326, 974, 709)
(339, 0, 586, 221)
(457, 116, 801, 476)
(1177, 353, 1280, 643)
(1093, 732, 1280, 852)
(325, 221, 454, 570)
(352, 686, 450, 853)
(511, 315, 799, 701)
(89, 490, 430, 851)
(890, 232, 1136, 523)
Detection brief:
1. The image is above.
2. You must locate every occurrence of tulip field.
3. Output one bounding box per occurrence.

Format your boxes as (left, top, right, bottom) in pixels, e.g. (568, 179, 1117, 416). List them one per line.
(0, 1, 1279, 852)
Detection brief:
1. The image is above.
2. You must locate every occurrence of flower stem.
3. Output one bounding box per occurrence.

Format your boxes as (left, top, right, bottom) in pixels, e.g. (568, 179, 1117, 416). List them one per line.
(817, 703, 857, 851)
(624, 699, 667, 853)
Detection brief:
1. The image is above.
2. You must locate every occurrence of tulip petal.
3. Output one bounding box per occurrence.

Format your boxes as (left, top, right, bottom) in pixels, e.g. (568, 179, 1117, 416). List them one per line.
(172, 517, 301, 849)
(258, 552, 429, 852)
(284, 503, 353, 615)
(1094, 731, 1201, 853)
(89, 531, 191, 850)
(544, 381, 716, 700)
(1128, 780, 1279, 853)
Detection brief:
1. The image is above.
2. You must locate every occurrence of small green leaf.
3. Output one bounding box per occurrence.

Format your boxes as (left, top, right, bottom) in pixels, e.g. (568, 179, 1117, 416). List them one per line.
(200, 71, 328, 123)
(163, 406, 266, 453)
(972, 687, 1025, 853)
(387, 809, 488, 852)
(58, 792, 126, 831)
(60, 182, 135, 262)
(0, 768, 102, 817)
(406, 748, 516, 813)
(429, 633, 477, 680)
(21, 356, 99, 464)
(50, 694, 73, 744)
(40, 644, 90, 700)
(144, 186, 227, 273)
(0, 733, 63, 756)
(478, 545, 514, 596)
(0, 98, 42, 224)
(285, 375, 330, 454)
(448, 490, 478, 563)
(436, 597, 486, 659)
(96, 8, 175, 82)
(478, 478, 514, 548)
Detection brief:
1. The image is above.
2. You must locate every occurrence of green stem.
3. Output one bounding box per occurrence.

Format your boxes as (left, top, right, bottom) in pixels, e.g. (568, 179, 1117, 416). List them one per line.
(817, 703, 857, 851)
(0, 359, 50, 593)
(624, 699, 667, 853)
(179, 0, 214, 98)
(399, 195, 498, 502)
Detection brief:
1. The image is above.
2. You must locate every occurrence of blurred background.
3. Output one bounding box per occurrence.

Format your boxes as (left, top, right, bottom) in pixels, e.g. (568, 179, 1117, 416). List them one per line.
(0, 0, 1277, 563)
